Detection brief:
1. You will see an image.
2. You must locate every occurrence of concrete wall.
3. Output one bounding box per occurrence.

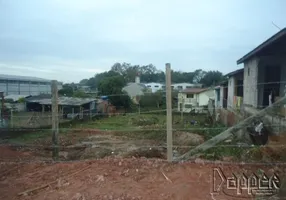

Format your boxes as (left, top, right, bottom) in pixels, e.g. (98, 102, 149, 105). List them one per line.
(227, 77, 235, 109)
(198, 90, 214, 106)
(214, 88, 222, 108)
(243, 58, 259, 108)
(220, 86, 224, 107)
(5, 103, 26, 112)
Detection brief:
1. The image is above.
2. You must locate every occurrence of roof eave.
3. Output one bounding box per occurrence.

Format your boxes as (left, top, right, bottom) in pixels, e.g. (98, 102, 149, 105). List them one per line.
(236, 28, 286, 65)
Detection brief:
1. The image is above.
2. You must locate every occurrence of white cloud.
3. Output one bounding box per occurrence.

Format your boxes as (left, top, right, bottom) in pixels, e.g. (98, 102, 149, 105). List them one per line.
(0, 0, 286, 82)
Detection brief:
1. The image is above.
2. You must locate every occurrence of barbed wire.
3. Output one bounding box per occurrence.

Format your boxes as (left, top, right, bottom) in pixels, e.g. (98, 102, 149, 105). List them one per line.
(1, 143, 286, 149)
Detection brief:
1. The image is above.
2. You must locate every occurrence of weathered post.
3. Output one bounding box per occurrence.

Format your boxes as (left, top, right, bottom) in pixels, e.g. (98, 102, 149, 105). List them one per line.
(165, 63, 173, 162)
(51, 80, 59, 160)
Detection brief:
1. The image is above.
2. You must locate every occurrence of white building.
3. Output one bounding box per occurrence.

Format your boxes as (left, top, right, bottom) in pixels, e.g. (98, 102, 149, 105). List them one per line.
(214, 69, 244, 110)
(171, 83, 203, 91)
(145, 82, 165, 93)
(0, 74, 62, 96)
(178, 88, 215, 113)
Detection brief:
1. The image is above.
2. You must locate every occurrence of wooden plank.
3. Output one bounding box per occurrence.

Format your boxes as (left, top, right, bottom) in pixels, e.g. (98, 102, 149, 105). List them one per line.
(176, 96, 286, 161)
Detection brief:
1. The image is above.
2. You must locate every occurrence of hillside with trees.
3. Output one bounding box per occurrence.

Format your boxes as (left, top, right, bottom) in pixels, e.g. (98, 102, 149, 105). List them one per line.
(59, 62, 225, 110)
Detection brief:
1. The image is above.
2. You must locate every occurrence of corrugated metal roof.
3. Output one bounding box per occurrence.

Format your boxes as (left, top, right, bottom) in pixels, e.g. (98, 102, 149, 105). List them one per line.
(0, 74, 51, 83)
(26, 94, 52, 102)
(38, 97, 97, 106)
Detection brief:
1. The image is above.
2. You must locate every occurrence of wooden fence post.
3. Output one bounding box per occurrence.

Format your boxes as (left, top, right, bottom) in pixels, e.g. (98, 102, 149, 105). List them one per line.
(51, 80, 59, 160)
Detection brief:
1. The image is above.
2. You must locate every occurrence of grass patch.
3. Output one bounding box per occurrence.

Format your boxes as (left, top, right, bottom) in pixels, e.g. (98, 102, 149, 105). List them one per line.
(202, 145, 249, 160)
(195, 124, 227, 140)
(7, 130, 50, 144)
(7, 129, 71, 144)
(70, 114, 167, 131)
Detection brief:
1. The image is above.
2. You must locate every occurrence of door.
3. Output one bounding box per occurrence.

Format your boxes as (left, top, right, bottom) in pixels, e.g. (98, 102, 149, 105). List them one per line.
(263, 65, 281, 107)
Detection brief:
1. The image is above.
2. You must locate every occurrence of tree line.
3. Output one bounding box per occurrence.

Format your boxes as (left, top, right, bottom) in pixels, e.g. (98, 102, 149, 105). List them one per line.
(79, 62, 225, 89)
(59, 62, 225, 111)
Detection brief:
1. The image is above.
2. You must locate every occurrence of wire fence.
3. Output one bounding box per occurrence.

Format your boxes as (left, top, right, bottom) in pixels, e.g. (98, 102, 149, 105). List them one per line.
(1, 80, 286, 166)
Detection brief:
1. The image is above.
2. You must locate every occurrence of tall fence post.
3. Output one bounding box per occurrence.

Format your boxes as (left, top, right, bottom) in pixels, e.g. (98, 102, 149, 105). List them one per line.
(51, 80, 59, 160)
(0, 91, 4, 127)
(165, 63, 173, 162)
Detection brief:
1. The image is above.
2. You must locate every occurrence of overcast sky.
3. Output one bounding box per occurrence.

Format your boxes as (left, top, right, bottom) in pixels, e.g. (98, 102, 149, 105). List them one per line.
(0, 0, 285, 83)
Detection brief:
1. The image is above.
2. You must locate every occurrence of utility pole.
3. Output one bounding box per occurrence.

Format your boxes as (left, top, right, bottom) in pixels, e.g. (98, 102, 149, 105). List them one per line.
(51, 80, 59, 160)
(165, 63, 173, 162)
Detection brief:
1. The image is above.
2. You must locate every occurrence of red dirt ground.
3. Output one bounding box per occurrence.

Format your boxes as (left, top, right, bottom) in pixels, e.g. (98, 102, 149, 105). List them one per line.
(0, 145, 284, 200)
(1, 133, 286, 200)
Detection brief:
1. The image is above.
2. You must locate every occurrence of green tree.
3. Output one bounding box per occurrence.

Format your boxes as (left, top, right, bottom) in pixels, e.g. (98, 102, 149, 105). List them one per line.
(199, 70, 224, 87)
(193, 69, 207, 83)
(73, 90, 90, 98)
(140, 90, 164, 109)
(58, 84, 74, 96)
(79, 79, 88, 85)
(98, 75, 132, 110)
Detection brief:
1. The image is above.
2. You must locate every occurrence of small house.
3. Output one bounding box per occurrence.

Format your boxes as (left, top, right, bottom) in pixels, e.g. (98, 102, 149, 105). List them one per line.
(122, 73, 148, 104)
(178, 88, 215, 113)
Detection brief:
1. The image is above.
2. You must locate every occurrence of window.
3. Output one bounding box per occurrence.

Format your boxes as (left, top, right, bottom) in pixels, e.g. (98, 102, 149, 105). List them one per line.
(171, 86, 174, 89)
(186, 86, 192, 88)
(177, 86, 183, 89)
(154, 85, 159, 88)
(147, 85, 151, 87)
(186, 94, 194, 98)
(162, 86, 166, 89)
(185, 104, 192, 108)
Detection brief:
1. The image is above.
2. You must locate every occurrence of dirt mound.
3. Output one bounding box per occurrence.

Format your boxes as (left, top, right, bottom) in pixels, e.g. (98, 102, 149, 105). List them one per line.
(174, 131, 204, 146)
(123, 147, 166, 159)
(0, 146, 34, 161)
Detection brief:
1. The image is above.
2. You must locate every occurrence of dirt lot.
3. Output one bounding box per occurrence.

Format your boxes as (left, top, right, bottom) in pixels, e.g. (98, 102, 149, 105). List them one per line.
(1, 150, 284, 200)
(1, 114, 286, 199)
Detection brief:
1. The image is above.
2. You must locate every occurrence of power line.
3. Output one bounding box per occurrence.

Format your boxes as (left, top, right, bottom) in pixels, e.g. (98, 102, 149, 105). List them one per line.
(272, 21, 282, 30)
